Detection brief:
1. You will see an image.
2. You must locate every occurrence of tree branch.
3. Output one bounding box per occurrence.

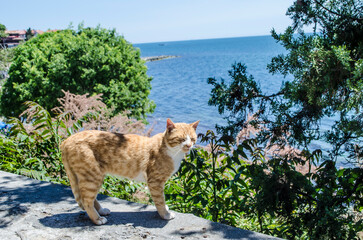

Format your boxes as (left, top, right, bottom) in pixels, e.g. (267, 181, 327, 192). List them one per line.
(314, 0, 363, 21)
(255, 90, 285, 101)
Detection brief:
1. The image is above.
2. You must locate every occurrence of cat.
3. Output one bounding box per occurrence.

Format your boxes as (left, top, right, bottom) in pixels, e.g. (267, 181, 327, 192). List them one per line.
(61, 118, 199, 225)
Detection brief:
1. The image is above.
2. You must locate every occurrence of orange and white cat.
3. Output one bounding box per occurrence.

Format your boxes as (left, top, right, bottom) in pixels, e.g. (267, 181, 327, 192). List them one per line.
(61, 118, 199, 225)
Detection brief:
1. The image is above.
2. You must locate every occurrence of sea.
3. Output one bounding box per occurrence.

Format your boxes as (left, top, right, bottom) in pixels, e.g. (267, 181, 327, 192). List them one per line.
(134, 35, 289, 136)
(135, 35, 352, 164)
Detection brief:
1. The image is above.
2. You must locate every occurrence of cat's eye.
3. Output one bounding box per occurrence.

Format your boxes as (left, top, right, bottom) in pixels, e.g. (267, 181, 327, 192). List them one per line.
(191, 138, 196, 142)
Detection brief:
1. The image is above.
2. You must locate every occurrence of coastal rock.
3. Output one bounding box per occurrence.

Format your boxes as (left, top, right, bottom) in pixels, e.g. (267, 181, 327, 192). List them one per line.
(141, 55, 179, 62)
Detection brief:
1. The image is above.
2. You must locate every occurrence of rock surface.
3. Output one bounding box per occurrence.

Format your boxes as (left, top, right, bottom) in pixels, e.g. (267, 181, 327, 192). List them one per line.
(141, 55, 179, 62)
(0, 171, 281, 240)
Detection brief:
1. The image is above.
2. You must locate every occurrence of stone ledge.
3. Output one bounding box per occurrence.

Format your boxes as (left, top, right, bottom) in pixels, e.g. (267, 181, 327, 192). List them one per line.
(0, 171, 281, 240)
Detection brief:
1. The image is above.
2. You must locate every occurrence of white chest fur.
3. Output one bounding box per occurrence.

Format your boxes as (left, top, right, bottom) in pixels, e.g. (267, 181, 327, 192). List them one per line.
(166, 148, 186, 175)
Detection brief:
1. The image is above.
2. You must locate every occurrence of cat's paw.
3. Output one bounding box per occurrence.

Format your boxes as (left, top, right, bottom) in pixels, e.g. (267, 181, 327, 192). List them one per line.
(93, 216, 108, 225)
(161, 211, 175, 220)
(98, 208, 111, 216)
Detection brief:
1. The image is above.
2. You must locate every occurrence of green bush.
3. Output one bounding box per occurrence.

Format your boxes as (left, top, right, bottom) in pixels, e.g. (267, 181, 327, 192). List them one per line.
(0, 25, 155, 119)
(165, 131, 252, 226)
(0, 102, 70, 182)
(0, 101, 142, 200)
(166, 132, 363, 240)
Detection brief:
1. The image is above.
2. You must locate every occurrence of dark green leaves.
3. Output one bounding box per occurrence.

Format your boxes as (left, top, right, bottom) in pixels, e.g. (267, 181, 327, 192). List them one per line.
(0, 25, 155, 119)
(166, 133, 362, 239)
(165, 131, 252, 226)
(208, 0, 362, 164)
(208, 62, 263, 137)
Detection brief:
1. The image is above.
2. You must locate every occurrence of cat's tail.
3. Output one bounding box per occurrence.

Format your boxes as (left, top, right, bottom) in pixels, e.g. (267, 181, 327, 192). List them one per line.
(61, 140, 84, 210)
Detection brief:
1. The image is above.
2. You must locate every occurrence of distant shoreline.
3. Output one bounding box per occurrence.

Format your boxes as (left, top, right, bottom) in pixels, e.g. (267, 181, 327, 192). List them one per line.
(141, 55, 179, 62)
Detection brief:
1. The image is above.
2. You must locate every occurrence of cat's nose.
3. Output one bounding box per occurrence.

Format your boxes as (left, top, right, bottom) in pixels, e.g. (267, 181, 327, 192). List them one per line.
(186, 143, 192, 149)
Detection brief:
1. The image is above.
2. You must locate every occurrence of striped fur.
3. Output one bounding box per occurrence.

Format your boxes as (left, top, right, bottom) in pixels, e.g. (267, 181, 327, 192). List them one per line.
(61, 118, 199, 225)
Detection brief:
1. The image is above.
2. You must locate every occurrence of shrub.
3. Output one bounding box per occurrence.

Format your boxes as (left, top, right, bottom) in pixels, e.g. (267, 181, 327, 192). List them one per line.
(0, 25, 155, 119)
(0, 101, 143, 200)
(165, 131, 252, 226)
(52, 90, 146, 135)
(166, 132, 363, 240)
(0, 92, 149, 199)
(0, 102, 71, 182)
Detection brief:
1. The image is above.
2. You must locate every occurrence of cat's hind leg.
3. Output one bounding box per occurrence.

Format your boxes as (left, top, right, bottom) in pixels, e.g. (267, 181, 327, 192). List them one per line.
(79, 181, 107, 225)
(77, 167, 107, 225)
(62, 153, 84, 210)
(94, 199, 111, 216)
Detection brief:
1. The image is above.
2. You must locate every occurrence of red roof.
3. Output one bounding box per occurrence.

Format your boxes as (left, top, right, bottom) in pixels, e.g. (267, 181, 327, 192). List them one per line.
(33, 30, 44, 34)
(6, 30, 26, 35)
(5, 29, 58, 35)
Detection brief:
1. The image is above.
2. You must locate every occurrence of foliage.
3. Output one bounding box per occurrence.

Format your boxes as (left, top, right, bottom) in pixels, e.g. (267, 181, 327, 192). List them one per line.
(100, 175, 145, 202)
(0, 24, 155, 119)
(242, 151, 363, 240)
(0, 46, 14, 77)
(0, 102, 71, 183)
(0, 93, 149, 198)
(165, 131, 250, 225)
(0, 23, 6, 39)
(207, 62, 263, 137)
(0, 101, 145, 203)
(166, 132, 363, 239)
(205, 1, 363, 239)
(208, 0, 362, 165)
(25, 27, 34, 41)
(53, 90, 146, 135)
(0, 22, 14, 82)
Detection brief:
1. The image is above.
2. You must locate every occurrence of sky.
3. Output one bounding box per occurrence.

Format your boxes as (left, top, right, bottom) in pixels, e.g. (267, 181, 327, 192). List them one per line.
(1, 0, 296, 43)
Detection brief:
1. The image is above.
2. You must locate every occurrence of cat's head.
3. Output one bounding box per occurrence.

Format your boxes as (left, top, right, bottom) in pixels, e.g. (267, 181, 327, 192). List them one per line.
(164, 118, 199, 153)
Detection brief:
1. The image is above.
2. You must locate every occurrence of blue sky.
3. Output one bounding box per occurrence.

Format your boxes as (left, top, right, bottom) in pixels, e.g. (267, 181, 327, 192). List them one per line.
(1, 0, 295, 43)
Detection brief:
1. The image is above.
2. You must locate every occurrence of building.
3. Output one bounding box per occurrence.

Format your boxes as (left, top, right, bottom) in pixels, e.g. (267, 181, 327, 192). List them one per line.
(0, 29, 57, 48)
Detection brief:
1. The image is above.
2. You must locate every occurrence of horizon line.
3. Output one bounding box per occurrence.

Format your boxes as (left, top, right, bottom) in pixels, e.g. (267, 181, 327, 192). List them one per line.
(132, 31, 316, 45)
(132, 33, 274, 45)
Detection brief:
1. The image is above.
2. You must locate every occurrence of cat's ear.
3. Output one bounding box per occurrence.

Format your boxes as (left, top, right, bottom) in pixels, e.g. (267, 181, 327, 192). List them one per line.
(166, 118, 176, 132)
(190, 120, 200, 130)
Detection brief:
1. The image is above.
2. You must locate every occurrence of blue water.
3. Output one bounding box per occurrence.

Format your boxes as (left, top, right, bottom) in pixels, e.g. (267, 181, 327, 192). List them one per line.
(135, 36, 357, 167)
(135, 35, 288, 135)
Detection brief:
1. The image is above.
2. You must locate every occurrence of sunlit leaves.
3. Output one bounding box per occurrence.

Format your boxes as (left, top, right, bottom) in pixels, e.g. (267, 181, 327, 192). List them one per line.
(0, 25, 155, 119)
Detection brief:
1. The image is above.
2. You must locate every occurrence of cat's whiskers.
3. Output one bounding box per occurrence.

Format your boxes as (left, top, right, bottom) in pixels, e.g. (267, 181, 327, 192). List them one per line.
(172, 147, 183, 157)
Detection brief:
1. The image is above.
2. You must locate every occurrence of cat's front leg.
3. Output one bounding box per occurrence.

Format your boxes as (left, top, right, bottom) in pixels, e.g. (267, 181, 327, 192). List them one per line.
(147, 180, 175, 220)
(163, 205, 175, 220)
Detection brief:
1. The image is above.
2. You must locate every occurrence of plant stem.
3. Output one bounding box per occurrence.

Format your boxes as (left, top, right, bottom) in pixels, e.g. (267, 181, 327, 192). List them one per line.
(212, 138, 218, 222)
